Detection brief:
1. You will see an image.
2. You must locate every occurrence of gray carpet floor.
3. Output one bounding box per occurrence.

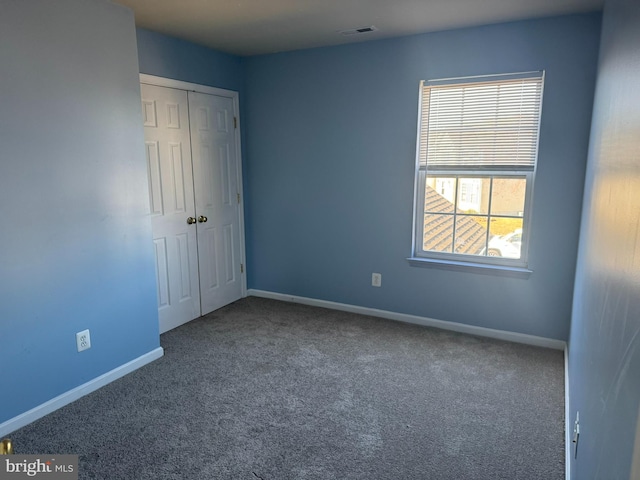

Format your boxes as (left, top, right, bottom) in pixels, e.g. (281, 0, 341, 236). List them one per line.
(9, 297, 565, 479)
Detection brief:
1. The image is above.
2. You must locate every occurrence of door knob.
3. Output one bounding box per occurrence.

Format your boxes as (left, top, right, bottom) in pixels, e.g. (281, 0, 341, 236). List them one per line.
(198, 216, 208, 223)
(187, 217, 197, 225)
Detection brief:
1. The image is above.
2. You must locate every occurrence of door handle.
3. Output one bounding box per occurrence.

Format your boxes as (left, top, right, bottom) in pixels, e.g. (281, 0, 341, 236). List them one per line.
(187, 217, 197, 225)
(198, 216, 208, 223)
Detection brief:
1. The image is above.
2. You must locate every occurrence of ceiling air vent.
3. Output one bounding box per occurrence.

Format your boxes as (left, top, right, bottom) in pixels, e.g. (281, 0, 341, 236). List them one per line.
(340, 26, 378, 36)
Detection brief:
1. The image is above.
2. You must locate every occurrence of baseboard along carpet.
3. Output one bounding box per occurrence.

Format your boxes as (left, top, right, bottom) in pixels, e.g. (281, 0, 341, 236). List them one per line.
(8, 297, 565, 479)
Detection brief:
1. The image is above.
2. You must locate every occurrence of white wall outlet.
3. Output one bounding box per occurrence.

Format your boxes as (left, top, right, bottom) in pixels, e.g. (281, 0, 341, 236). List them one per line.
(372, 272, 382, 287)
(76, 329, 91, 352)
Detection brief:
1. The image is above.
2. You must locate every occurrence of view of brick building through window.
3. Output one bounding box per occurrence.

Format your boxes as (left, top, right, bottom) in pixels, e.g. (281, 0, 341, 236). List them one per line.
(423, 176, 526, 258)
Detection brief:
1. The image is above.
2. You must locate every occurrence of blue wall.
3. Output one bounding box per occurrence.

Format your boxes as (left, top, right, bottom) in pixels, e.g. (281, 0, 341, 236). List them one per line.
(569, 0, 640, 477)
(136, 28, 244, 92)
(243, 14, 601, 340)
(0, 0, 159, 425)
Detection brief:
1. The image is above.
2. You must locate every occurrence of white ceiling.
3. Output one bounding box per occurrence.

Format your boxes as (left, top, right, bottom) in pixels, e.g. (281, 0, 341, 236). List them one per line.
(115, 0, 603, 56)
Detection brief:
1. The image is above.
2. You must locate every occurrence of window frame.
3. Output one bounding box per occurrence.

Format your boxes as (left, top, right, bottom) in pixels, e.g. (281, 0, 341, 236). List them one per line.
(410, 72, 544, 272)
(413, 169, 535, 268)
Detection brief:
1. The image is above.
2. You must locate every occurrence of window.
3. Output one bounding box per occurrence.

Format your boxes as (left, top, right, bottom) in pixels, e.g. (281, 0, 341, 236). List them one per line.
(412, 72, 544, 269)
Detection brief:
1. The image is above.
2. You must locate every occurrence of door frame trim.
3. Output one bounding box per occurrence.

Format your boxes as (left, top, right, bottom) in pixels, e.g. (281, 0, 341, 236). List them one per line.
(140, 74, 248, 300)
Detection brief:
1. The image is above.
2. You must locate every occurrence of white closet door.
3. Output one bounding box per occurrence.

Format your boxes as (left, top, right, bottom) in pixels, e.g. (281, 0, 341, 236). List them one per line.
(141, 84, 201, 333)
(189, 91, 243, 315)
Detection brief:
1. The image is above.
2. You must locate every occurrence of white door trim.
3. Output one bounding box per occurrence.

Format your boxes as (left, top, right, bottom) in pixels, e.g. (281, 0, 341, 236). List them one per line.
(140, 74, 247, 300)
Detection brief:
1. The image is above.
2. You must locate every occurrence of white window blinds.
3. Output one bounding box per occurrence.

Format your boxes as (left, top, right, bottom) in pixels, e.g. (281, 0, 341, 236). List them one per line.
(418, 74, 543, 170)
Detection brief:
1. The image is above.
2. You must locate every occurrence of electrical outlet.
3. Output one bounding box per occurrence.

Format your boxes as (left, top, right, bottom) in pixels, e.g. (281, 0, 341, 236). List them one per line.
(372, 273, 382, 287)
(76, 329, 91, 352)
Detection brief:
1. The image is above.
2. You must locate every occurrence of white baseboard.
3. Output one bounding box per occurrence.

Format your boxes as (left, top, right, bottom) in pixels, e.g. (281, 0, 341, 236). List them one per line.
(0, 347, 164, 437)
(248, 289, 566, 350)
(565, 344, 571, 480)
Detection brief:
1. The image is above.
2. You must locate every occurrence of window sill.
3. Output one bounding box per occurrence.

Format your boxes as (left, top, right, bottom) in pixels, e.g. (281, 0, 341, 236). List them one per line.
(406, 257, 533, 278)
